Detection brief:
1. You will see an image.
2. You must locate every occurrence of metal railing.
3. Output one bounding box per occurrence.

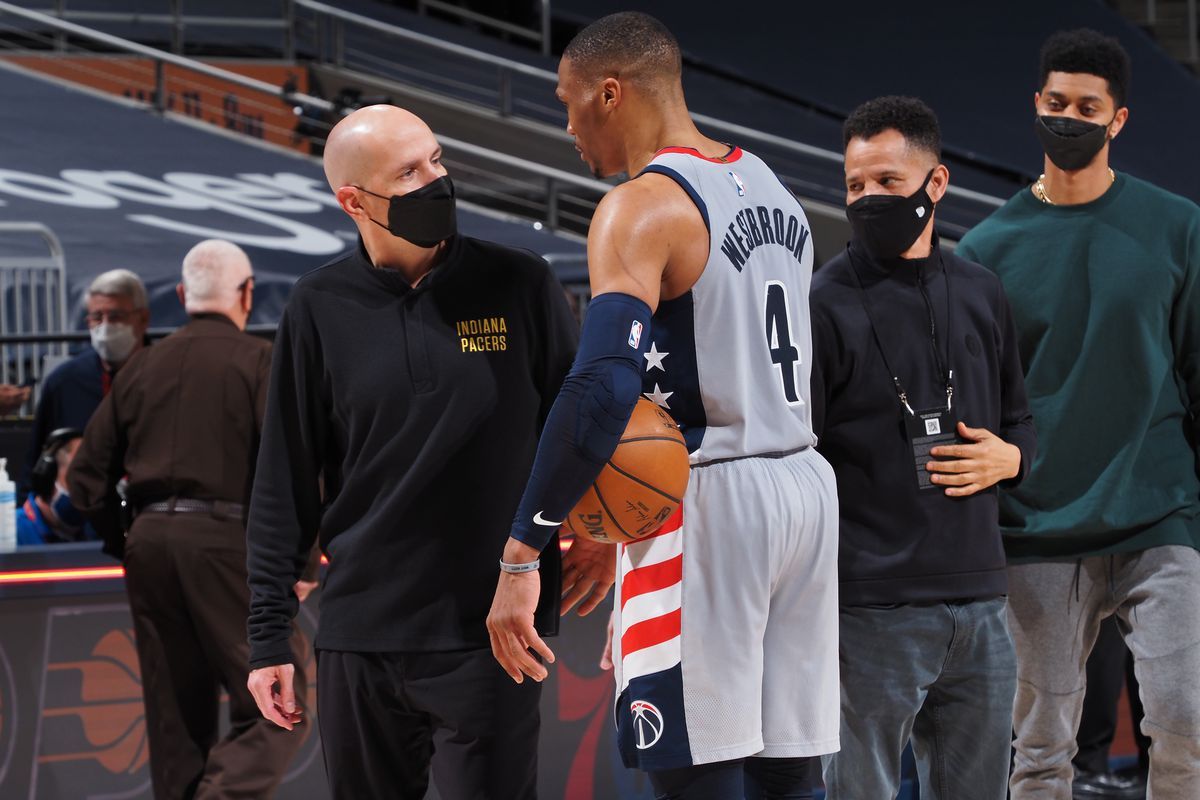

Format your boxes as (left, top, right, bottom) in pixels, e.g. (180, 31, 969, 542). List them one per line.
(416, 0, 550, 57)
(1143, 0, 1199, 65)
(287, 0, 1006, 225)
(438, 137, 610, 234)
(0, 1, 321, 117)
(26, 0, 291, 56)
(0, 1, 616, 236)
(291, 0, 558, 117)
(1190, 0, 1198, 64)
(0, 224, 69, 415)
(2, 0, 1006, 237)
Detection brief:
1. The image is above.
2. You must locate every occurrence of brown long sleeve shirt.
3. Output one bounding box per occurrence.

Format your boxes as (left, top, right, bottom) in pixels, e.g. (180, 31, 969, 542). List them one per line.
(69, 314, 271, 556)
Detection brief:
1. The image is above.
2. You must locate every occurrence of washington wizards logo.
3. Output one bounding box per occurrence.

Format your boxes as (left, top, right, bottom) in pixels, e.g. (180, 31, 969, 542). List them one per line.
(630, 699, 664, 749)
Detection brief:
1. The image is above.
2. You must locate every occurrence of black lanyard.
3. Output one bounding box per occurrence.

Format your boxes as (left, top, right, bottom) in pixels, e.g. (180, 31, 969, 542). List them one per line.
(846, 246, 954, 416)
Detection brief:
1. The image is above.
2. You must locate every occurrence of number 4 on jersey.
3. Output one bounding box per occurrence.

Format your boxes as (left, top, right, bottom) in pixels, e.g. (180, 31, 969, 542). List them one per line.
(764, 281, 803, 405)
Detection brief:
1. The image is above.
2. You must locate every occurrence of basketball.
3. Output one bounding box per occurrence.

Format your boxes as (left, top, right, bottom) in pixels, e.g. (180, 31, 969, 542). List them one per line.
(566, 398, 690, 544)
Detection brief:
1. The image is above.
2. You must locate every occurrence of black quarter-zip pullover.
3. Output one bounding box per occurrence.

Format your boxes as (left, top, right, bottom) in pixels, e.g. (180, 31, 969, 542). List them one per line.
(246, 237, 578, 668)
(811, 239, 1036, 606)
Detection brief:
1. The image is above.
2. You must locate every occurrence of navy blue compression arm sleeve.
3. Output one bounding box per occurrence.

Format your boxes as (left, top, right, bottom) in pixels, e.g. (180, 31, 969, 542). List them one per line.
(510, 292, 652, 550)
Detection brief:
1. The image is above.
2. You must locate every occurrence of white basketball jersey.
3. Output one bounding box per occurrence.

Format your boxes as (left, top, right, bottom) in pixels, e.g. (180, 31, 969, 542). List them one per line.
(639, 145, 817, 465)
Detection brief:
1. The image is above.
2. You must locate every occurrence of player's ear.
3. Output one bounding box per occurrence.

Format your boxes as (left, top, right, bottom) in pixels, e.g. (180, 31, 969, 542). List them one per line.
(600, 76, 621, 112)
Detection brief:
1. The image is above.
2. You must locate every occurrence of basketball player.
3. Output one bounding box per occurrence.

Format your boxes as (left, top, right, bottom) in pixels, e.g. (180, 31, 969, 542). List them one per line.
(487, 12, 839, 798)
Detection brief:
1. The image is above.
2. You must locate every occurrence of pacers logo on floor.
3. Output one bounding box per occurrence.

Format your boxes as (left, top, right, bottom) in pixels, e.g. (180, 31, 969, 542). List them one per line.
(630, 699, 664, 749)
(35, 619, 151, 796)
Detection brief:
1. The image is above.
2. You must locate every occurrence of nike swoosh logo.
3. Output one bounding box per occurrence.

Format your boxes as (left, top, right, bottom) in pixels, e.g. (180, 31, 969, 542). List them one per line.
(533, 511, 563, 527)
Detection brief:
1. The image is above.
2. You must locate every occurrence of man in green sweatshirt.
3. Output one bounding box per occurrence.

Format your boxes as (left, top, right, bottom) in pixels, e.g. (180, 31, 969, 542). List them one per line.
(957, 28, 1200, 799)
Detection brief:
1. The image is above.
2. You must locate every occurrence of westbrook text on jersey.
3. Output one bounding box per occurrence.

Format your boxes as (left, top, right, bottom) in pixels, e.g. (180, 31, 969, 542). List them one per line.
(719, 205, 811, 271)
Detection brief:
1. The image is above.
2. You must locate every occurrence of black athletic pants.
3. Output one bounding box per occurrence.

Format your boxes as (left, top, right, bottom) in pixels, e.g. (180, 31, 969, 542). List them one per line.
(317, 648, 541, 799)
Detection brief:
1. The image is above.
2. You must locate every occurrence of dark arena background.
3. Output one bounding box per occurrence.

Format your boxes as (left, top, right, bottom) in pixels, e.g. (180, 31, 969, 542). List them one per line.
(1, 0, 1196, 797)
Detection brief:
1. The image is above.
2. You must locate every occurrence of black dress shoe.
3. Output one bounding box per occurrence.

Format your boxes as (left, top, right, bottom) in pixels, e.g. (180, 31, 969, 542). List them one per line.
(1072, 769, 1146, 800)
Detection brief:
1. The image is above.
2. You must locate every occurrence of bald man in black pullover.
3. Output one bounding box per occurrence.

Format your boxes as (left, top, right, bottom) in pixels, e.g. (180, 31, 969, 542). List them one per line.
(244, 105, 614, 799)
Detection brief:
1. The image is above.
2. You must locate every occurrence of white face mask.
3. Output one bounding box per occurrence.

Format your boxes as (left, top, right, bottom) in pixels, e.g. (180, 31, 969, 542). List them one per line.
(90, 322, 137, 364)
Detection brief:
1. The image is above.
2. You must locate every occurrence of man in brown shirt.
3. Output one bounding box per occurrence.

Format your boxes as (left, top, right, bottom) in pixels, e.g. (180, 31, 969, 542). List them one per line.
(69, 239, 309, 800)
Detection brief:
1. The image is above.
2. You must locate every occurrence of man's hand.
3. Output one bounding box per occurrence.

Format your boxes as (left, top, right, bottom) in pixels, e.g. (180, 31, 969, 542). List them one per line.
(247, 663, 303, 730)
(487, 538, 555, 684)
(0, 384, 31, 415)
(927, 422, 1021, 497)
(294, 579, 318, 603)
(561, 536, 616, 617)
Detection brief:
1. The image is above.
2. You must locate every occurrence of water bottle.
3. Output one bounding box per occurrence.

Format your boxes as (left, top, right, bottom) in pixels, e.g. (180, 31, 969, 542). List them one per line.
(0, 458, 17, 552)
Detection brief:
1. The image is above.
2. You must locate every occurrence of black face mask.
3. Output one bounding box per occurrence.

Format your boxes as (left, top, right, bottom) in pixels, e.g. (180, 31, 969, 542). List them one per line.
(1034, 115, 1112, 171)
(358, 175, 458, 247)
(846, 169, 936, 259)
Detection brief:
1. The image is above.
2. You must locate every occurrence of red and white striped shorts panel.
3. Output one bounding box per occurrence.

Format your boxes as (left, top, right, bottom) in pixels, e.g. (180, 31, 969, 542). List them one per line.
(614, 504, 684, 696)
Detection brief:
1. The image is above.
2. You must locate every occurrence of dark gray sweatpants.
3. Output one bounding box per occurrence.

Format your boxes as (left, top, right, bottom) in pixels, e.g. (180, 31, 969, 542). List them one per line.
(1007, 545, 1200, 800)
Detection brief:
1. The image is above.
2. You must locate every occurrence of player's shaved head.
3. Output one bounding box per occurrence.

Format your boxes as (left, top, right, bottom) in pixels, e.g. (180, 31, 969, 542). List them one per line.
(563, 11, 682, 94)
(323, 105, 434, 190)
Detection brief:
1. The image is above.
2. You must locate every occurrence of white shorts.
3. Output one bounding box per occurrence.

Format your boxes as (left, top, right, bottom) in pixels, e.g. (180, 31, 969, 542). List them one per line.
(612, 446, 841, 771)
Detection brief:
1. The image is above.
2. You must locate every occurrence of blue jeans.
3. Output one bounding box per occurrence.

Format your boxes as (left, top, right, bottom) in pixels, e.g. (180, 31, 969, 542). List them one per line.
(821, 598, 1017, 800)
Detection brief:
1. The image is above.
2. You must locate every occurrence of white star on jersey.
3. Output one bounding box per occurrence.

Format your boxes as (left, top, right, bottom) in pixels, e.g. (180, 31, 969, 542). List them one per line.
(644, 383, 674, 409)
(643, 342, 669, 372)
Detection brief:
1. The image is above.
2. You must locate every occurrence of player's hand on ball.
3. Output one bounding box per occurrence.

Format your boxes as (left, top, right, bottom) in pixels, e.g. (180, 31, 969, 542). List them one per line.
(247, 664, 303, 731)
(561, 536, 616, 617)
(488, 538, 555, 684)
(927, 422, 1022, 497)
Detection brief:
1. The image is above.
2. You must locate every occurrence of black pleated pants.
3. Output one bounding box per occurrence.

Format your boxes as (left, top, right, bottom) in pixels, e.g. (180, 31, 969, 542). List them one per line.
(316, 648, 541, 800)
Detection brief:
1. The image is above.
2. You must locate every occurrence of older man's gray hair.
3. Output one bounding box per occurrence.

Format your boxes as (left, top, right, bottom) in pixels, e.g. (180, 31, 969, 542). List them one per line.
(180, 240, 252, 313)
(87, 269, 148, 310)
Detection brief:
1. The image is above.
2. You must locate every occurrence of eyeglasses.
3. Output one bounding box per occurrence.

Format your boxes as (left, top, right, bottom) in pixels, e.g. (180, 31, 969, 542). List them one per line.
(237, 275, 255, 292)
(85, 310, 133, 326)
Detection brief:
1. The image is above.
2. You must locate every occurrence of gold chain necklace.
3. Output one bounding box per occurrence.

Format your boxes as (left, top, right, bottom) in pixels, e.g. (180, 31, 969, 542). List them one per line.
(1033, 168, 1116, 205)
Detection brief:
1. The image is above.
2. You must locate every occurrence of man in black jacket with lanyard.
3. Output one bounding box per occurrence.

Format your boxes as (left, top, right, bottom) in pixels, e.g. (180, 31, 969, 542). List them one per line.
(810, 96, 1037, 799)
(244, 104, 610, 799)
